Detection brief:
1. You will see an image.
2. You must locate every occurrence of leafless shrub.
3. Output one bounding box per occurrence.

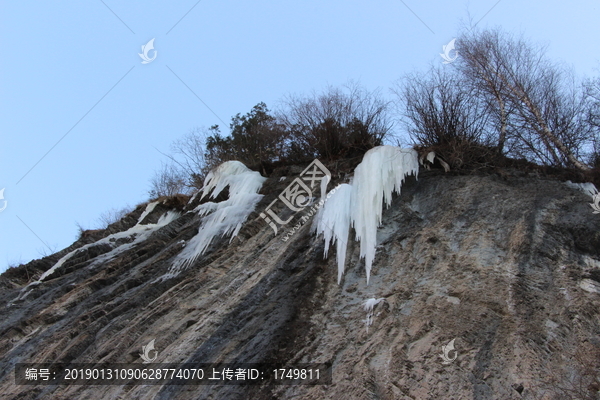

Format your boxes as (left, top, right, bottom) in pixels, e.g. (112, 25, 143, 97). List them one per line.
(278, 82, 392, 160)
(75, 221, 86, 238)
(148, 162, 190, 199)
(36, 244, 58, 258)
(170, 126, 211, 189)
(96, 205, 133, 229)
(393, 67, 494, 169)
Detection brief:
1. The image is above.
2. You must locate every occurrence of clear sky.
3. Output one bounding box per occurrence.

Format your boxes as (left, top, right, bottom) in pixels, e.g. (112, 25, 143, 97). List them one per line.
(1, 0, 599, 273)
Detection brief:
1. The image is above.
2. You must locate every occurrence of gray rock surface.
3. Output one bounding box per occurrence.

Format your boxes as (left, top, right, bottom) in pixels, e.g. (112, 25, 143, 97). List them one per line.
(1, 169, 599, 399)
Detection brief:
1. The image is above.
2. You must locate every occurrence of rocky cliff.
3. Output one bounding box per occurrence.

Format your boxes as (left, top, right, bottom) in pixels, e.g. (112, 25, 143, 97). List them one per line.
(1, 163, 599, 400)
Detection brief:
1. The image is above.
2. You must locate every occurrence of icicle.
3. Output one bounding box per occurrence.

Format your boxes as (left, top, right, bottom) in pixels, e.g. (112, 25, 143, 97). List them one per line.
(313, 146, 419, 284)
(137, 201, 159, 224)
(362, 297, 385, 333)
(351, 146, 418, 283)
(314, 184, 352, 284)
(169, 161, 266, 276)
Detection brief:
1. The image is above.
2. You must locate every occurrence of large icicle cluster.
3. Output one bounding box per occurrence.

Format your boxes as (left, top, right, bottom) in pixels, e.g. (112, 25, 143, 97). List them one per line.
(169, 161, 266, 276)
(315, 146, 419, 284)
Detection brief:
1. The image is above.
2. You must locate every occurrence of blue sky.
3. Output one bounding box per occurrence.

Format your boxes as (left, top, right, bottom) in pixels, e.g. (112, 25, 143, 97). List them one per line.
(1, 0, 599, 273)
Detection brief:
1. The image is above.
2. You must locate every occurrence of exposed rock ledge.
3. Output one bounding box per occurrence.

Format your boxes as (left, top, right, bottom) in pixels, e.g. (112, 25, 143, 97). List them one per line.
(1, 169, 599, 399)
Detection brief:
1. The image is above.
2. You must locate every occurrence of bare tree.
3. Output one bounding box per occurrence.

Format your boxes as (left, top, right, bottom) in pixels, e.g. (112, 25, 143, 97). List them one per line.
(278, 82, 393, 159)
(456, 28, 591, 170)
(393, 67, 493, 168)
(453, 29, 515, 153)
(96, 205, 133, 229)
(584, 76, 600, 166)
(171, 127, 208, 175)
(165, 126, 213, 189)
(586, 77, 600, 128)
(394, 67, 491, 146)
(148, 162, 189, 199)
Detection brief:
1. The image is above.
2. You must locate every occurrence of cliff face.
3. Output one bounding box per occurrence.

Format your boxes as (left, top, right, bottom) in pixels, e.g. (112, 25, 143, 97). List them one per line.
(1, 167, 599, 400)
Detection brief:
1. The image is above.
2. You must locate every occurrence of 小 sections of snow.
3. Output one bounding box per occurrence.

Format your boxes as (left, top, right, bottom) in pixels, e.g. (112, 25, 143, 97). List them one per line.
(426, 151, 435, 164)
(38, 208, 180, 282)
(137, 200, 159, 224)
(564, 180, 598, 199)
(12, 206, 180, 304)
(187, 190, 201, 206)
(363, 297, 386, 313)
(363, 297, 385, 332)
(314, 146, 419, 284)
(167, 161, 266, 277)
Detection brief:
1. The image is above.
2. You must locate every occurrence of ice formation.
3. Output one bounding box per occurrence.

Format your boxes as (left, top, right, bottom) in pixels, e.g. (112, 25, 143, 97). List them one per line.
(313, 184, 352, 284)
(39, 206, 179, 282)
(564, 180, 598, 199)
(419, 151, 450, 172)
(426, 151, 435, 164)
(315, 184, 352, 284)
(352, 146, 419, 282)
(13, 203, 180, 302)
(314, 146, 419, 284)
(169, 161, 266, 276)
(363, 297, 385, 332)
(136, 200, 158, 224)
